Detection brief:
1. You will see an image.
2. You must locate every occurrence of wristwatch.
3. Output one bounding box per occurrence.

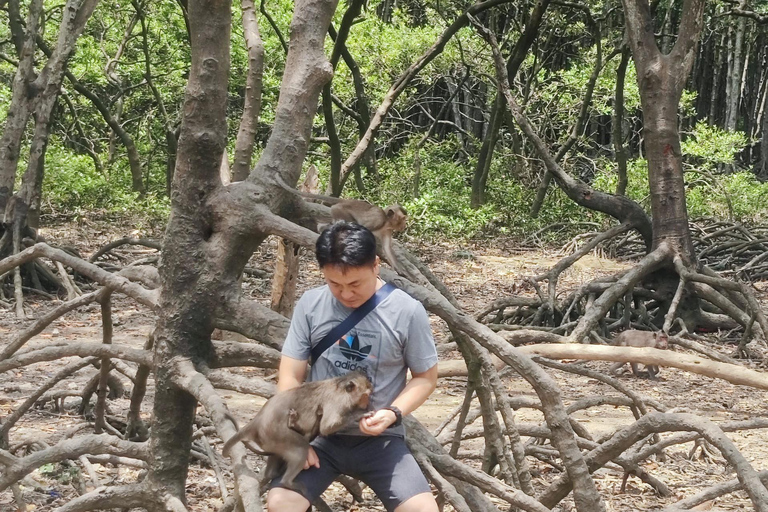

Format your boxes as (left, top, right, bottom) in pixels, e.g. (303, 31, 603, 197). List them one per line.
(385, 406, 403, 427)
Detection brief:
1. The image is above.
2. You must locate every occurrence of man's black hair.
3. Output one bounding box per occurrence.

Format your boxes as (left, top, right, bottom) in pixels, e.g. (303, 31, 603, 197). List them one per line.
(316, 221, 377, 269)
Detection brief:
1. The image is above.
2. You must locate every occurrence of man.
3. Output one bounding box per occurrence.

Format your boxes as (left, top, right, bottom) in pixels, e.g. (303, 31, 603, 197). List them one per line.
(267, 221, 439, 512)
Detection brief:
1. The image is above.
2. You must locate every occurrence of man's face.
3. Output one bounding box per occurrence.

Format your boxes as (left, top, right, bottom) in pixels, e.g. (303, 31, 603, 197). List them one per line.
(322, 259, 380, 308)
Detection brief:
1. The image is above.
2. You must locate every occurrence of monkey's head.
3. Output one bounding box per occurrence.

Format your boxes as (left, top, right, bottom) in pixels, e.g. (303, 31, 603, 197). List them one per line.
(334, 371, 373, 410)
(654, 331, 669, 349)
(385, 205, 408, 232)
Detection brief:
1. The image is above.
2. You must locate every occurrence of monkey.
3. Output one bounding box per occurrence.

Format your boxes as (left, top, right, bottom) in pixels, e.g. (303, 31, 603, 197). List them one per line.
(276, 175, 411, 277)
(222, 372, 372, 492)
(609, 330, 669, 379)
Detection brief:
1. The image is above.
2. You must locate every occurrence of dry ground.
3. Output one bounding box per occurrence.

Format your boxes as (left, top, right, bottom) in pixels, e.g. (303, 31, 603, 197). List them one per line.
(1, 220, 767, 511)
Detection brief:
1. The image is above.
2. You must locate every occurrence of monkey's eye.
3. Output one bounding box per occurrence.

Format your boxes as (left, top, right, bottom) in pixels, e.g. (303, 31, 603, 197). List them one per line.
(345, 381, 357, 392)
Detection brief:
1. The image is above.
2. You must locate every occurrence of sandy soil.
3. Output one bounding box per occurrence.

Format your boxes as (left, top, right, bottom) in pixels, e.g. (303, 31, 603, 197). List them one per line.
(1, 222, 767, 511)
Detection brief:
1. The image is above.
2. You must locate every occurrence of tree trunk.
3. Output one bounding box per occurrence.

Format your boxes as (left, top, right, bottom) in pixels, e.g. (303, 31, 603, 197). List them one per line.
(323, 84, 343, 196)
(759, 94, 768, 178)
(232, 0, 265, 182)
(471, 92, 503, 208)
(147, 0, 233, 499)
(708, 32, 725, 124)
(151, 0, 340, 502)
(623, 0, 705, 262)
(0, 0, 43, 212)
(613, 47, 630, 196)
(0, 0, 100, 215)
(271, 166, 318, 316)
(724, 15, 747, 131)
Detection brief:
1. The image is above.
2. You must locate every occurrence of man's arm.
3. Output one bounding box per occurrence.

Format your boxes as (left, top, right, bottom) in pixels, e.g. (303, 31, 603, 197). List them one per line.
(277, 355, 309, 392)
(359, 364, 438, 436)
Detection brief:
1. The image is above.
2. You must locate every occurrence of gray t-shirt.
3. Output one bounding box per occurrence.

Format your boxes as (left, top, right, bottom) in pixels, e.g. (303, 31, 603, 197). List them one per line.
(281, 283, 438, 436)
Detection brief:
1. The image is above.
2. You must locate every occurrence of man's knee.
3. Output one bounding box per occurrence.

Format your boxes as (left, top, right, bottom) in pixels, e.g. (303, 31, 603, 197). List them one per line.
(395, 492, 438, 512)
(266, 487, 310, 511)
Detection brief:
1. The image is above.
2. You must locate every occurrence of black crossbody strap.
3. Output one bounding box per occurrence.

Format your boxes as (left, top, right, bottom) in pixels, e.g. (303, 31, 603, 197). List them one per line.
(310, 282, 397, 364)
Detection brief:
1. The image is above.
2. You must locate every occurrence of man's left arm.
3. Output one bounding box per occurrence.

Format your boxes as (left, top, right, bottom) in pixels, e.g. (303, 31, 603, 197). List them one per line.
(359, 364, 437, 435)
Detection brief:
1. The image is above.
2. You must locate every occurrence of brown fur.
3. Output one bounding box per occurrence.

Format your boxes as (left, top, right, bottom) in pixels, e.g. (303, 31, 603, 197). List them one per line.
(222, 372, 372, 491)
(609, 330, 669, 379)
(277, 177, 409, 275)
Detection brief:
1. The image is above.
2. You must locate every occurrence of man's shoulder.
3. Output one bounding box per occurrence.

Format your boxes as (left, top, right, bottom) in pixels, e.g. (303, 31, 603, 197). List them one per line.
(383, 287, 425, 314)
(298, 284, 332, 303)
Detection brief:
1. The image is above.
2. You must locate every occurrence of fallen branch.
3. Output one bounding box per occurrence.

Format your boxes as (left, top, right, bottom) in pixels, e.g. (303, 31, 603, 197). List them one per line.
(171, 358, 262, 512)
(0, 434, 148, 491)
(0, 343, 152, 374)
(0, 243, 158, 308)
(0, 357, 95, 439)
(520, 344, 768, 389)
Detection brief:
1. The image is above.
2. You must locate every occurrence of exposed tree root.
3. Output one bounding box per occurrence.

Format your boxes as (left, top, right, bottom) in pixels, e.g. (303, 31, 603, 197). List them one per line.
(4, 222, 768, 512)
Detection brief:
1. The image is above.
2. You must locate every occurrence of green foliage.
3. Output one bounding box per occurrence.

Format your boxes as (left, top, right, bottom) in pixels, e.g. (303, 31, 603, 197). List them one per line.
(43, 141, 169, 218)
(687, 172, 768, 222)
(359, 138, 603, 240)
(593, 159, 651, 211)
(593, 155, 768, 222)
(682, 122, 748, 165)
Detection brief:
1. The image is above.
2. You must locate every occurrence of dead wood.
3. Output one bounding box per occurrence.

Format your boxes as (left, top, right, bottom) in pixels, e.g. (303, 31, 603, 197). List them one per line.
(538, 412, 768, 510)
(0, 434, 148, 492)
(0, 343, 152, 374)
(0, 358, 95, 440)
(519, 344, 768, 389)
(665, 469, 768, 511)
(387, 270, 606, 512)
(413, 451, 472, 512)
(171, 358, 263, 512)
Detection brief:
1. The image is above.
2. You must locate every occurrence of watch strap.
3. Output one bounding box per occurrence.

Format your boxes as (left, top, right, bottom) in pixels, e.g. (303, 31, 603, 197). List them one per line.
(385, 406, 403, 427)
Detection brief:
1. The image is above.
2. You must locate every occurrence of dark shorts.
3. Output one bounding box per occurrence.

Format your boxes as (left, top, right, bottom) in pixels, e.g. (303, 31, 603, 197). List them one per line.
(270, 435, 431, 512)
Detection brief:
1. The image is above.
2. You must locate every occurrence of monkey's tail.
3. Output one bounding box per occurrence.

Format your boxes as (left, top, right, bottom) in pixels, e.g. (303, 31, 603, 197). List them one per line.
(222, 429, 270, 458)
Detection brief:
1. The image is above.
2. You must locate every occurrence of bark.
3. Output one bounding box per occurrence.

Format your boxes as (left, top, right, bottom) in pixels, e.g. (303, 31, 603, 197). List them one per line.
(622, 0, 705, 260)
(251, 0, 337, 187)
(147, 0, 233, 500)
(0, 0, 101, 223)
(725, 15, 747, 131)
(147, 0, 340, 505)
(613, 47, 631, 196)
(232, 0, 265, 181)
(470, 92, 503, 207)
(0, 0, 43, 212)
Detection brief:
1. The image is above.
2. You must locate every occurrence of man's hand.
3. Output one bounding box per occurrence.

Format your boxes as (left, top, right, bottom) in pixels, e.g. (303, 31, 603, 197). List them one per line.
(359, 409, 397, 436)
(304, 446, 320, 470)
